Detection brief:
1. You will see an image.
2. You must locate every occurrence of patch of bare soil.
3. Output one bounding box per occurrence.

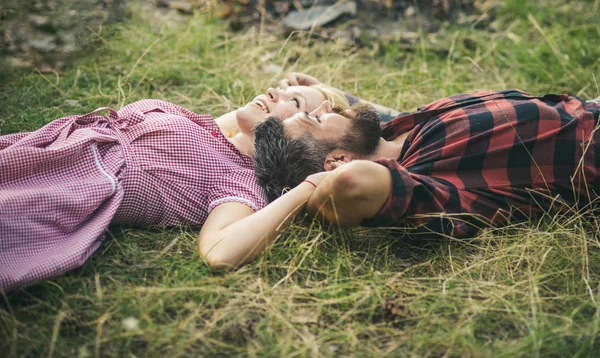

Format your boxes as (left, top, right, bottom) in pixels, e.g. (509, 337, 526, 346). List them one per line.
(226, 0, 489, 45)
(0, 0, 490, 72)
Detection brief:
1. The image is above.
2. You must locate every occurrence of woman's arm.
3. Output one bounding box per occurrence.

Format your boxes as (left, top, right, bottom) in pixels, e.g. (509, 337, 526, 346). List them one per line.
(198, 173, 329, 269)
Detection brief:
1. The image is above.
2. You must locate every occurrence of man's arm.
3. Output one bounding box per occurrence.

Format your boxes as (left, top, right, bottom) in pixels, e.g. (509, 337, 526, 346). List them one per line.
(343, 92, 401, 122)
(305, 160, 393, 226)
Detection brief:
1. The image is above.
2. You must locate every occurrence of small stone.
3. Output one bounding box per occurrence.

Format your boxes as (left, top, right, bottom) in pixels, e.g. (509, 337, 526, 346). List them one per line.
(232, 79, 244, 89)
(263, 63, 283, 74)
(402, 32, 419, 40)
(121, 317, 139, 330)
(260, 52, 275, 62)
(273, 1, 290, 15)
(77, 345, 91, 358)
(54, 61, 65, 70)
(64, 99, 80, 107)
(29, 34, 58, 53)
(29, 15, 51, 29)
(215, 3, 234, 18)
(112, 65, 126, 75)
(158, 0, 193, 14)
(282, 1, 357, 30)
(328, 344, 340, 353)
(57, 32, 77, 53)
(298, 0, 338, 6)
(5, 57, 33, 68)
(37, 63, 54, 73)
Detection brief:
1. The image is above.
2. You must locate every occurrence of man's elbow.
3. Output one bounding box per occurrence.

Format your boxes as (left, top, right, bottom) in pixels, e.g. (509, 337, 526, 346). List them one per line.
(312, 166, 364, 225)
(324, 161, 391, 225)
(331, 161, 378, 200)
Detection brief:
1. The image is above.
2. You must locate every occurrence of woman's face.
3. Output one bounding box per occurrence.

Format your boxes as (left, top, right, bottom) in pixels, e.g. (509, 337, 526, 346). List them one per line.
(236, 86, 327, 133)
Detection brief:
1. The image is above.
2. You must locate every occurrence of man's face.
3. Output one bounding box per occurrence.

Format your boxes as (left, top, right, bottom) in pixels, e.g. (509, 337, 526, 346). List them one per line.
(236, 86, 326, 128)
(282, 101, 355, 142)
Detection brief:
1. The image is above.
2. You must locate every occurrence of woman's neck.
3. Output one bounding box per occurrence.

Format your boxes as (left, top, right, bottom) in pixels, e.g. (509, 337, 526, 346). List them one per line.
(228, 132, 254, 156)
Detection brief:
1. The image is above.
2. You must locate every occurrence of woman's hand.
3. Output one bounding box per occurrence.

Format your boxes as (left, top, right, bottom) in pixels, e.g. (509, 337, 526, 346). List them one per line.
(279, 72, 322, 88)
(305, 171, 331, 187)
(198, 176, 322, 270)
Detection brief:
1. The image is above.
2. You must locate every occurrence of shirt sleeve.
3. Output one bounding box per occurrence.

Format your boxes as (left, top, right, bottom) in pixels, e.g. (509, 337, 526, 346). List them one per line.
(206, 168, 269, 214)
(361, 159, 484, 238)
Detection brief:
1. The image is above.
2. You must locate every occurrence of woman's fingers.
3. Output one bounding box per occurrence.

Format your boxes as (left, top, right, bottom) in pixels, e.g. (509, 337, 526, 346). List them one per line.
(278, 73, 322, 90)
(286, 72, 321, 86)
(279, 78, 290, 89)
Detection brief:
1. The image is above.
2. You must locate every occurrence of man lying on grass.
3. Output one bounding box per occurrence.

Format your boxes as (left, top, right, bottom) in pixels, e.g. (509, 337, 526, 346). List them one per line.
(253, 80, 600, 237)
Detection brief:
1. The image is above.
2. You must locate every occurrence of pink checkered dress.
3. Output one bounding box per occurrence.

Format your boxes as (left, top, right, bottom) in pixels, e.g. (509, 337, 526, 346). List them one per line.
(0, 99, 267, 292)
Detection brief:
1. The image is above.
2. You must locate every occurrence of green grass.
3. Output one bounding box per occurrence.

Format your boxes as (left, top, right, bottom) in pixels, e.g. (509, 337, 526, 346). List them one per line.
(2, 0, 600, 356)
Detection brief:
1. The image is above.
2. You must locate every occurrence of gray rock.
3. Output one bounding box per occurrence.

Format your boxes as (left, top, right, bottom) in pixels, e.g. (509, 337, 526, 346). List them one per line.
(263, 63, 283, 74)
(282, 1, 357, 30)
(5, 56, 33, 68)
(57, 31, 76, 53)
(157, 0, 193, 14)
(29, 15, 51, 29)
(63, 99, 80, 107)
(297, 0, 338, 6)
(28, 34, 58, 53)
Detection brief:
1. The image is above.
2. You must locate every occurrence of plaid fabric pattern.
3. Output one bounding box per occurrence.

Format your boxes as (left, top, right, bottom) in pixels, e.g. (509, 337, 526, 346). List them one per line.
(363, 90, 600, 237)
(0, 99, 267, 291)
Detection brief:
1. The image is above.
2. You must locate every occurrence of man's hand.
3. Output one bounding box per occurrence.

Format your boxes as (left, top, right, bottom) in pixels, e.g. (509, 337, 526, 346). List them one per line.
(279, 72, 322, 88)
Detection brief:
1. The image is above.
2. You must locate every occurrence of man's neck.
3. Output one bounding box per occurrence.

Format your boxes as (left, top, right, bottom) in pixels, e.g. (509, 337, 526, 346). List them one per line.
(365, 138, 404, 160)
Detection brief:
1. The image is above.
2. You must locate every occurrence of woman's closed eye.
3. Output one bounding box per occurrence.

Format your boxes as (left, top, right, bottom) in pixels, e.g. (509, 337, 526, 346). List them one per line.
(289, 98, 300, 108)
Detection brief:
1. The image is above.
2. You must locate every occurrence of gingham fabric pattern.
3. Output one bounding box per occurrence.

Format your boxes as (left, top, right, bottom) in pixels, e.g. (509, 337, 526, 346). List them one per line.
(363, 90, 600, 237)
(0, 99, 267, 291)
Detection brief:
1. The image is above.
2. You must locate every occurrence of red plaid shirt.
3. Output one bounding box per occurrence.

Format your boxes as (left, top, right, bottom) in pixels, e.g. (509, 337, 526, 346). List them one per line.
(363, 90, 600, 237)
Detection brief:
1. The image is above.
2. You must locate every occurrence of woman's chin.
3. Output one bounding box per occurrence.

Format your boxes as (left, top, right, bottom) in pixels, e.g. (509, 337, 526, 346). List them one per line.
(236, 108, 265, 133)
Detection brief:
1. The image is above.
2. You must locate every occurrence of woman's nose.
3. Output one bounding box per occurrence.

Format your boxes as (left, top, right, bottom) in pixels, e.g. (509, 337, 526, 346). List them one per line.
(310, 100, 332, 116)
(266, 88, 278, 102)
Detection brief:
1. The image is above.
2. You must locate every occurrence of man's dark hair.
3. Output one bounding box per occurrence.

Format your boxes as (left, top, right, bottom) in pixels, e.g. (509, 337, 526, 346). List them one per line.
(335, 104, 381, 156)
(253, 117, 336, 202)
(253, 105, 381, 201)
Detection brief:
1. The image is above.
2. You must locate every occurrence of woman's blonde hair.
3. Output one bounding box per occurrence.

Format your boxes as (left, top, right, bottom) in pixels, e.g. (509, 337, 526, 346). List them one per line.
(311, 83, 350, 110)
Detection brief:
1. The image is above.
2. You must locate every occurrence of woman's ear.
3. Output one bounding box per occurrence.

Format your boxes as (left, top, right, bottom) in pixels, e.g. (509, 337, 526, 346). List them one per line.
(323, 149, 354, 171)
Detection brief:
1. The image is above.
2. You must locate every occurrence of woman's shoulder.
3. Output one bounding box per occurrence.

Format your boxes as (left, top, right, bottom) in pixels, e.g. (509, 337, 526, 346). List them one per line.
(119, 99, 213, 121)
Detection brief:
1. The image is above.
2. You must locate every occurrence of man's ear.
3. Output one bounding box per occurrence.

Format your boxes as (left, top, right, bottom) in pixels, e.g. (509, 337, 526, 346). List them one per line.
(323, 149, 355, 171)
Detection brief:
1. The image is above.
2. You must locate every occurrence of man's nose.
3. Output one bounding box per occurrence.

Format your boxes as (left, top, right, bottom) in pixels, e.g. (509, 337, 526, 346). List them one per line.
(309, 100, 332, 116)
(266, 87, 279, 102)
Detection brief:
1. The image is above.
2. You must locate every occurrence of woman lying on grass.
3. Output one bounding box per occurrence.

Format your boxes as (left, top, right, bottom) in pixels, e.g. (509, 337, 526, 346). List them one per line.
(0, 82, 353, 292)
